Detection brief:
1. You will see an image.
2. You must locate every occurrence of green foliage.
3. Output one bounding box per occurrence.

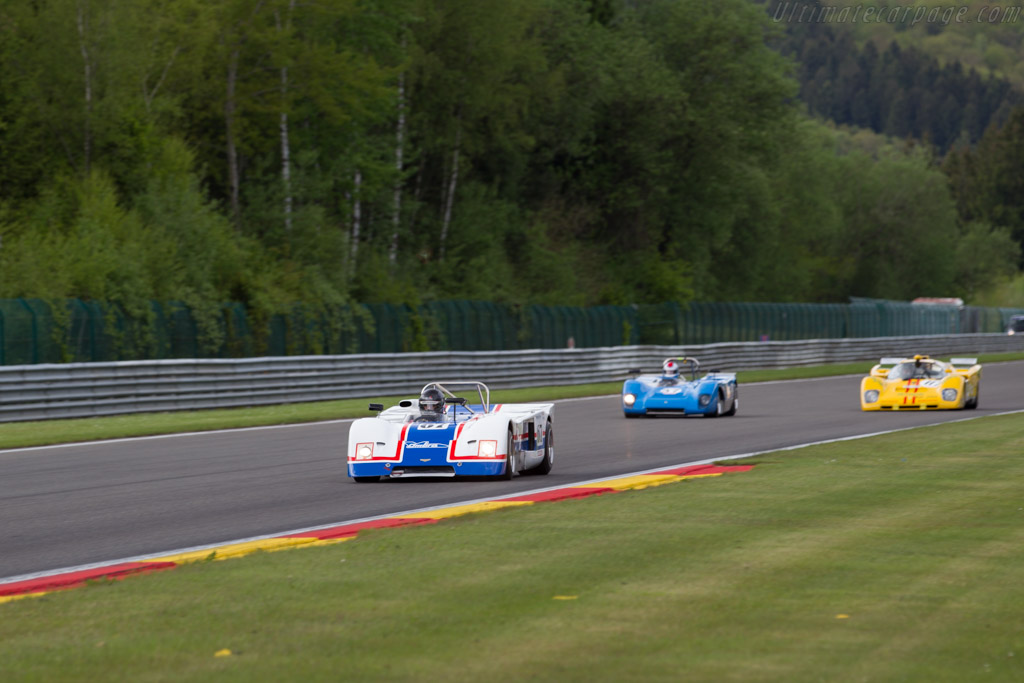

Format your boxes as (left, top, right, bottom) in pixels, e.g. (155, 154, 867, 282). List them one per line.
(1, 0, 1021, 333)
(832, 144, 959, 298)
(765, 1, 1021, 152)
(954, 222, 1021, 298)
(972, 272, 1024, 308)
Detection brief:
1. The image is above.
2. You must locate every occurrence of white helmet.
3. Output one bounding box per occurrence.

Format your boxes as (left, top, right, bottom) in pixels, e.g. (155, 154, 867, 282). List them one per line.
(662, 359, 679, 377)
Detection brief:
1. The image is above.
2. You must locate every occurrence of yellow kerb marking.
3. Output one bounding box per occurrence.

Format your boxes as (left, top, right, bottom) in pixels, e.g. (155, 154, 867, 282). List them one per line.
(300, 537, 354, 548)
(393, 500, 532, 520)
(0, 591, 48, 604)
(151, 537, 318, 564)
(589, 474, 689, 491)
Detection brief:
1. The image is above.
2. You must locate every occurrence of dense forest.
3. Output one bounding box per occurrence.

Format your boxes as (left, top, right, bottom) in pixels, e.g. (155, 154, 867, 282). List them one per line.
(0, 0, 1022, 327)
(770, 8, 1020, 151)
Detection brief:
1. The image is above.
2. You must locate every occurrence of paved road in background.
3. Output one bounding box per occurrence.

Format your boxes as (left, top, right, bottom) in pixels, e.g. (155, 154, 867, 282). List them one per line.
(3, 362, 1023, 579)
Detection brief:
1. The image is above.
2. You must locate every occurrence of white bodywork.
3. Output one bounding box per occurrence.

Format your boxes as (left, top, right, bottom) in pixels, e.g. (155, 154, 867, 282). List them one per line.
(347, 381, 554, 480)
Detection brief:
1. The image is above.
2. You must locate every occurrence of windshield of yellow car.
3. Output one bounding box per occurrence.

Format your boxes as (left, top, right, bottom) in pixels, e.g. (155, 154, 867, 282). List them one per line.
(888, 361, 944, 380)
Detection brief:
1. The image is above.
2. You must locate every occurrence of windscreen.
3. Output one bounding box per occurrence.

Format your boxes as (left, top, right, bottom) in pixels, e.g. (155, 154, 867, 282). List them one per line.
(888, 362, 944, 380)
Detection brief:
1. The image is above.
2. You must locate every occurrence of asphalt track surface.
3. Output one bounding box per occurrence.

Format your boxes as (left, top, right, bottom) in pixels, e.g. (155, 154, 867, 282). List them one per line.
(3, 362, 1023, 581)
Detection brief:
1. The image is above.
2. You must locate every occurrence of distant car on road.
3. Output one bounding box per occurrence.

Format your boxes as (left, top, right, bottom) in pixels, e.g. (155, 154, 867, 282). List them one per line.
(346, 381, 554, 482)
(1007, 315, 1024, 335)
(860, 355, 981, 411)
(621, 357, 738, 418)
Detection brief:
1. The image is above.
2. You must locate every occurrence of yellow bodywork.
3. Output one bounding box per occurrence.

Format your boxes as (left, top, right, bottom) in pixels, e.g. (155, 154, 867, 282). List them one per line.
(860, 355, 981, 411)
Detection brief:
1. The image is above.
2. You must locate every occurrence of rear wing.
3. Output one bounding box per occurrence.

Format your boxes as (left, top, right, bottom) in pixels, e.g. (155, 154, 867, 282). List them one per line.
(949, 358, 980, 374)
(705, 371, 736, 381)
(870, 358, 904, 377)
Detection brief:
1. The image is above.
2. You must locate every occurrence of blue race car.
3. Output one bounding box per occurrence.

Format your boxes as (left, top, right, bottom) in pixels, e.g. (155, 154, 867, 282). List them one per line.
(621, 357, 738, 418)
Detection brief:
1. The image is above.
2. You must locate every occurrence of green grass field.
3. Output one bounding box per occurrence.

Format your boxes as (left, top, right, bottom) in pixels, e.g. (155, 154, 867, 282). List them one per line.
(2, 412, 1023, 681)
(3, 353, 1022, 450)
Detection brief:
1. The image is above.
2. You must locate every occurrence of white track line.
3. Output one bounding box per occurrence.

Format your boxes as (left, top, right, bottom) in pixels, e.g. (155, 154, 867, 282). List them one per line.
(4, 407, 1023, 587)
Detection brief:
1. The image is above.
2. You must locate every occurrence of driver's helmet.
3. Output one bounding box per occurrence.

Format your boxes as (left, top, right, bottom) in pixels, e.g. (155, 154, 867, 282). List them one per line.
(418, 387, 444, 417)
(662, 359, 679, 378)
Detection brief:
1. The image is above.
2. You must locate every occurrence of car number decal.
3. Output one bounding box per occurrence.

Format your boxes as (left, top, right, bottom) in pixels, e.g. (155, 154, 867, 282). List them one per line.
(659, 388, 683, 395)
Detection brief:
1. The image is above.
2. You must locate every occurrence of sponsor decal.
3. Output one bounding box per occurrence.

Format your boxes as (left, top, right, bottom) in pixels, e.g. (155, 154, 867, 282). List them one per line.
(404, 441, 449, 449)
(659, 388, 684, 395)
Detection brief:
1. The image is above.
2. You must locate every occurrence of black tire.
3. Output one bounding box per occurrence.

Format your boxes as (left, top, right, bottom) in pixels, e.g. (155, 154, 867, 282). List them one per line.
(723, 393, 738, 417)
(624, 412, 639, 419)
(967, 389, 979, 409)
(501, 428, 516, 480)
(353, 476, 380, 483)
(530, 421, 553, 475)
(703, 391, 725, 418)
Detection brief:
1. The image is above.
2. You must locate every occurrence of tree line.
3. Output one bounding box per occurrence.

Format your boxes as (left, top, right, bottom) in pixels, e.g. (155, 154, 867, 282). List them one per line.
(773, 15, 1020, 152)
(0, 0, 1019, 339)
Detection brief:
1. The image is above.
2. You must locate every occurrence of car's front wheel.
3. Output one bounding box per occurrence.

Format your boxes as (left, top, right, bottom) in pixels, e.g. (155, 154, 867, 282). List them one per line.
(704, 391, 725, 418)
(966, 387, 979, 409)
(353, 476, 380, 483)
(724, 393, 738, 417)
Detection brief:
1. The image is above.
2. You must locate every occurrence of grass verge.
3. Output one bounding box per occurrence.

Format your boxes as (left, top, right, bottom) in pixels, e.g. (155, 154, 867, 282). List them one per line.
(2, 413, 1023, 681)
(2, 352, 1022, 451)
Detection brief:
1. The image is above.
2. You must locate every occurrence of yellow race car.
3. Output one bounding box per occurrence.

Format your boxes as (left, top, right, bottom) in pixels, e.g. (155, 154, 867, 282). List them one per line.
(860, 355, 981, 411)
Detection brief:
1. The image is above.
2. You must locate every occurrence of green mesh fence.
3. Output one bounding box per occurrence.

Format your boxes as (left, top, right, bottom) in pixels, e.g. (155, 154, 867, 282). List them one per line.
(2, 298, 1023, 365)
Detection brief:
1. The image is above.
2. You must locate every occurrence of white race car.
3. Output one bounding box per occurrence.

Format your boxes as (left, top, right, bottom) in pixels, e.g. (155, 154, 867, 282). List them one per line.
(346, 381, 554, 482)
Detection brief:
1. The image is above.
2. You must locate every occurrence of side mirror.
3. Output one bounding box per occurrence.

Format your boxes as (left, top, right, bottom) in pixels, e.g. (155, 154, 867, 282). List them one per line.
(445, 396, 467, 406)
(398, 400, 413, 408)
(368, 403, 384, 413)
(628, 368, 641, 375)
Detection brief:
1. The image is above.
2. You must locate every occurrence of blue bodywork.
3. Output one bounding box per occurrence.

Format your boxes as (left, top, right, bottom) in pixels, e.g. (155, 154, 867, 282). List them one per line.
(622, 368, 738, 418)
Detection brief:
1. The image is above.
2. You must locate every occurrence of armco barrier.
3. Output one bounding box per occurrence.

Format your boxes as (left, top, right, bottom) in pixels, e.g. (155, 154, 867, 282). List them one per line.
(0, 334, 1021, 423)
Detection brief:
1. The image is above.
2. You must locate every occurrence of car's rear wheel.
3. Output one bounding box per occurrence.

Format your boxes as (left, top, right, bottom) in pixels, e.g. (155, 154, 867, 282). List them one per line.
(501, 428, 516, 480)
(530, 420, 553, 475)
(353, 476, 380, 483)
